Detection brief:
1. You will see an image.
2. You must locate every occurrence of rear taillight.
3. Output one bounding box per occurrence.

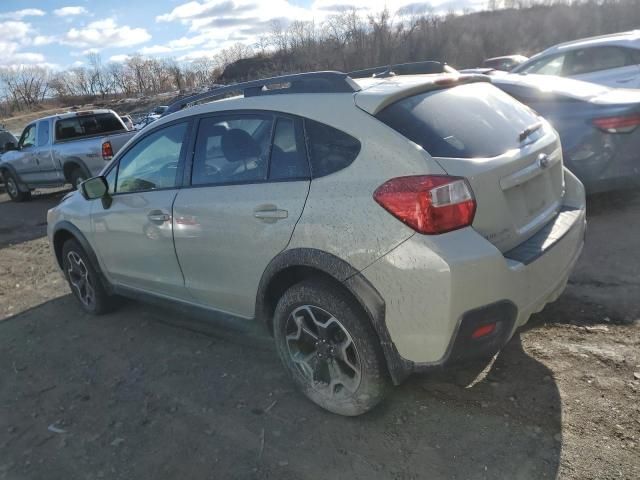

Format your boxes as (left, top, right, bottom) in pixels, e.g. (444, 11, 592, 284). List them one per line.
(373, 175, 476, 234)
(102, 141, 113, 161)
(592, 114, 640, 134)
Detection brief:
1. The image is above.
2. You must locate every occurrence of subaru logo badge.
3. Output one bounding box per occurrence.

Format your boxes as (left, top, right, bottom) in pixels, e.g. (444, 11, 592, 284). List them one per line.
(538, 153, 550, 169)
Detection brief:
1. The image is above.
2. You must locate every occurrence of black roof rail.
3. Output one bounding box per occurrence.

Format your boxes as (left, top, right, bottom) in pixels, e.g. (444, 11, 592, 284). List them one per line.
(348, 60, 454, 79)
(163, 71, 360, 116)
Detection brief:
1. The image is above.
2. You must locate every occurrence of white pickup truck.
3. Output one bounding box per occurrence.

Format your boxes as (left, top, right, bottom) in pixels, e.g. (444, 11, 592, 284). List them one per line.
(0, 110, 136, 201)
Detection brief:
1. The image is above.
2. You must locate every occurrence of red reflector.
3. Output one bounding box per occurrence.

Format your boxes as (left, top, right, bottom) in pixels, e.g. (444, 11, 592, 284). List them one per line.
(593, 114, 640, 133)
(102, 141, 113, 161)
(471, 323, 497, 339)
(373, 175, 476, 234)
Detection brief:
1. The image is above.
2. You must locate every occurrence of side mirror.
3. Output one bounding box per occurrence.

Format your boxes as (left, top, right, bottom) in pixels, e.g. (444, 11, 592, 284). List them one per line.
(4, 142, 16, 151)
(80, 176, 108, 199)
(80, 176, 113, 208)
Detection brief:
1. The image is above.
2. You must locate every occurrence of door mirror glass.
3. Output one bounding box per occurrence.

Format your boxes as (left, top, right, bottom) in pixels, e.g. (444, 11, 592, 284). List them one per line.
(81, 176, 108, 200)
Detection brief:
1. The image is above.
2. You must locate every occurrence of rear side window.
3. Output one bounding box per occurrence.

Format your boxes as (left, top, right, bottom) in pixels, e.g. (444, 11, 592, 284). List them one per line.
(269, 117, 309, 180)
(55, 113, 125, 141)
(376, 82, 541, 159)
(304, 119, 360, 177)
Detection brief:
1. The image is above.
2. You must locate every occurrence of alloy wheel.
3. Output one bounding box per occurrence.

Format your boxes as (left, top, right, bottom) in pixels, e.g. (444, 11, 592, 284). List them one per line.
(66, 251, 95, 308)
(6, 177, 18, 198)
(285, 305, 362, 398)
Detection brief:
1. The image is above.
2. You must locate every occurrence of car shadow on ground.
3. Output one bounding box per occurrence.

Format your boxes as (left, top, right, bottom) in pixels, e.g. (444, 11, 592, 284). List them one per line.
(0, 189, 69, 248)
(0, 295, 561, 479)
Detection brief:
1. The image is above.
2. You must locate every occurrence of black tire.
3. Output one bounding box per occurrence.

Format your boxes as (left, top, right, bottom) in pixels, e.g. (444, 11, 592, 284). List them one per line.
(62, 239, 114, 315)
(273, 279, 390, 416)
(2, 170, 31, 202)
(69, 167, 87, 190)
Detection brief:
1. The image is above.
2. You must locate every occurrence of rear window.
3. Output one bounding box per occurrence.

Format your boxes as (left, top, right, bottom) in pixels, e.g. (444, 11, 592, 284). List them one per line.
(55, 113, 125, 141)
(376, 82, 541, 158)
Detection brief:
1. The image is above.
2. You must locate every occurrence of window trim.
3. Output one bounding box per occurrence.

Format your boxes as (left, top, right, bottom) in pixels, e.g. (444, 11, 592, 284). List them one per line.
(183, 109, 312, 190)
(103, 118, 194, 197)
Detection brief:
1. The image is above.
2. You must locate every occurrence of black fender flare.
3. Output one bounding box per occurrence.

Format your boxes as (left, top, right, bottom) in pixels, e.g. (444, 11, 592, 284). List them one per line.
(255, 248, 411, 384)
(52, 220, 113, 294)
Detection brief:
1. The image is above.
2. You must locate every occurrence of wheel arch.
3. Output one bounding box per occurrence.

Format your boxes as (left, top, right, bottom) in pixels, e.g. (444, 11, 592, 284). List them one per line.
(0, 163, 29, 191)
(52, 221, 112, 294)
(255, 248, 411, 384)
(62, 158, 91, 184)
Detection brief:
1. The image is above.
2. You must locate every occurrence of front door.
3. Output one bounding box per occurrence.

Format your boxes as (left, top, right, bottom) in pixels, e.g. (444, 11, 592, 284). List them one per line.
(173, 113, 311, 317)
(14, 124, 39, 184)
(91, 120, 191, 298)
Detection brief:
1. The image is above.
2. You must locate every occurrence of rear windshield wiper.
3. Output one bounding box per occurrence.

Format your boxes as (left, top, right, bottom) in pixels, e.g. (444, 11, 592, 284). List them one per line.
(519, 122, 543, 143)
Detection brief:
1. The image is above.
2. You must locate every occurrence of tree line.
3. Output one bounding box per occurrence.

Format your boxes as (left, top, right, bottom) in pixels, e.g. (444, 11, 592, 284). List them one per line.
(1, 0, 639, 116)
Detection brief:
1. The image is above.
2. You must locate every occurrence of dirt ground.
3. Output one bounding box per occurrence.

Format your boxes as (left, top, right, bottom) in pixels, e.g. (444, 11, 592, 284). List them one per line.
(0, 188, 638, 480)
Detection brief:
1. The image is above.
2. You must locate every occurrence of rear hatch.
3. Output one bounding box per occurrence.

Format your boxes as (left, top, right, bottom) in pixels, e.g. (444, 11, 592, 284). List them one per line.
(360, 78, 565, 252)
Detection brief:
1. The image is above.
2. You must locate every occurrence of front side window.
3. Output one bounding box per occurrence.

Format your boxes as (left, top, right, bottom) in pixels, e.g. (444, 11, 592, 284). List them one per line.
(37, 121, 50, 147)
(19, 124, 36, 149)
(191, 115, 273, 186)
(115, 122, 187, 193)
(519, 54, 566, 76)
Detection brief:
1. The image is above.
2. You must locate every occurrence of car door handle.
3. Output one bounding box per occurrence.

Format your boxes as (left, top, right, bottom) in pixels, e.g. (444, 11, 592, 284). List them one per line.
(253, 206, 288, 221)
(147, 211, 171, 223)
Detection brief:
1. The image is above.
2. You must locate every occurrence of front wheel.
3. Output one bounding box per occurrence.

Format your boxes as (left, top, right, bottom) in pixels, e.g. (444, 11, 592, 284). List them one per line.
(62, 239, 115, 315)
(2, 171, 31, 202)
(273, 279, 390, 416)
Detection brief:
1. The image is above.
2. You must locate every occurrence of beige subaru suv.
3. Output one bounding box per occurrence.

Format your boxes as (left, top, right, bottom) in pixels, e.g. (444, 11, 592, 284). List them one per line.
(48, 66, 586, 416)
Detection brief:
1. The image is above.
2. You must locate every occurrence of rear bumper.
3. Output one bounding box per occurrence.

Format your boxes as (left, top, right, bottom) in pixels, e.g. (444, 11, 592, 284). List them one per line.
(360, 169, 586, 378)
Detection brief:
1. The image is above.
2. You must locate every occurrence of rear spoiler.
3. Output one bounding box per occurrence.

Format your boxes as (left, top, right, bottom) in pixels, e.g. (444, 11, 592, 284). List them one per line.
(355, 74, 492, 115)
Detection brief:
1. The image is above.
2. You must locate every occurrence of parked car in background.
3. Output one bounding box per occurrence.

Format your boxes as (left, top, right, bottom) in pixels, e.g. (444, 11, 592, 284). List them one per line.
(512, 30, 640, 88)
(48, 68, 585, 416)
(0, 128, 18, 154)
(0, 110, 136, 202)
(492, 74, 640, 193)
(148, 106, 168, 121)
(120, 115, 134, 131)
(483, 55, 528, 71)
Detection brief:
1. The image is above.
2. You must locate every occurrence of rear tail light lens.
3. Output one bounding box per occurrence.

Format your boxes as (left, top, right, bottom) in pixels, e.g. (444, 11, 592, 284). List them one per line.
(373, 175, 476, 234)
(102, 141, 114, 161)
(592, 114, 640, 134)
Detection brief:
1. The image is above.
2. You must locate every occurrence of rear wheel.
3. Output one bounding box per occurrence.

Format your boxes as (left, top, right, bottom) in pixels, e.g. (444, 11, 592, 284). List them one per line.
(273, 279, 390, 416)
(69, 167, 87, 190)
(2, 171, 31, 202)
(62, 239, 114, 315)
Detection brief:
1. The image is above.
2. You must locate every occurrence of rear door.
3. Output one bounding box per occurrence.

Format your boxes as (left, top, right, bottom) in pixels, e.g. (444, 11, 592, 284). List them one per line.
(91, 120, 191, 298)
(173, 112, 310, 317)
(375, 81, 565, 252)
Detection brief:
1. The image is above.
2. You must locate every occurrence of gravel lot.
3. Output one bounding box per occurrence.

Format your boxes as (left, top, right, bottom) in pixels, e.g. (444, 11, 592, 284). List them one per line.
(0, 188, 638, 479)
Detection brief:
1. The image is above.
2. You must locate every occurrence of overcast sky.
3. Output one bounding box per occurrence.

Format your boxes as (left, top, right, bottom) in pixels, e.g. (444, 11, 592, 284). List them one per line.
(0, 0, 482, 69)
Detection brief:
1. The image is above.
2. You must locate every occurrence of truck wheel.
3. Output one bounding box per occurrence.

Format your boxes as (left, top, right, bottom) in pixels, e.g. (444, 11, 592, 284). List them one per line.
(62, 239, 115, 315)
(2, 171, 31, 202)
(69, 167, 87, 189)
(273, 279, 390, 416)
